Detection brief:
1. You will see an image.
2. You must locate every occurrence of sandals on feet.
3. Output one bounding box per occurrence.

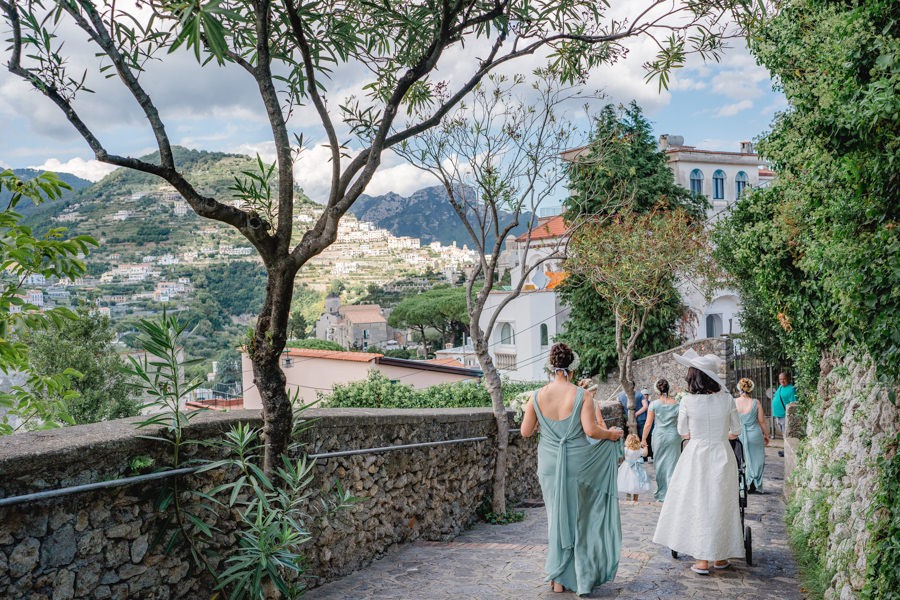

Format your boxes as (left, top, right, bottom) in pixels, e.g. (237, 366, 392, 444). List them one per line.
(713, 561, 732, 569)
(690, 565, 710, 575)
(550, 581, 565, 593)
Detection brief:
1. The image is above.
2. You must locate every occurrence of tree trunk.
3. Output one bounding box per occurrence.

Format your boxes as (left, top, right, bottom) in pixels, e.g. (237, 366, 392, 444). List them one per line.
(614, 309, 637, 434)
(474, 334, 509, 516)
(249, 262, 296, 473)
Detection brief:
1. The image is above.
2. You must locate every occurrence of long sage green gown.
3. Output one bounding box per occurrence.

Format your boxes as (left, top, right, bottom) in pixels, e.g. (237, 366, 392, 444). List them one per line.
(738, 398, 766, 491)
(533, 388, 622, 595)
(649, 400, 681, 501)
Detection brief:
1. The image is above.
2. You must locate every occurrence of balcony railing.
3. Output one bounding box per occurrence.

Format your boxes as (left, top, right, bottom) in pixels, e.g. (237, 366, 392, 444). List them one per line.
(495, 352, 517, 371)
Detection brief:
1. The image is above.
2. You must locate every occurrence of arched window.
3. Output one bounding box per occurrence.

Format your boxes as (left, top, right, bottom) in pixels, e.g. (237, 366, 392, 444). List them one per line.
(712, 170, 726, 200)
(500, 323, 514, 345)
(540, 324, 549, 347)
(689, 169, 704, 196)
(706, 314, 723, 338)
(735, 171, 749, 198)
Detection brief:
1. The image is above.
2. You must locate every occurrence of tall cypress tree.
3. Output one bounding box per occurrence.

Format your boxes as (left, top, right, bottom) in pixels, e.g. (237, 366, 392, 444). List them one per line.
(558, 102, 708, 378)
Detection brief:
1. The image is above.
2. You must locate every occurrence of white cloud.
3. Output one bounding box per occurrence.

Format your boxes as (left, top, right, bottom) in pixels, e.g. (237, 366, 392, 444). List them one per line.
(178, 124, 242, 149)
(716, 100, 753, 117)
(29, 157, 118, 181)
(364, 159, 442, 197)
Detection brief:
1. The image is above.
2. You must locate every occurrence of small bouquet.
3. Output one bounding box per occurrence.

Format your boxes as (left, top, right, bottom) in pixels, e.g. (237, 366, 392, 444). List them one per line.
(508, 391, 533, 424)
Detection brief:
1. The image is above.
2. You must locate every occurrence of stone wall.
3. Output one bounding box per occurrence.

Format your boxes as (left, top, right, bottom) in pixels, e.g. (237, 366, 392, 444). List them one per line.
(785, 354, 899, 600)
(593, 337, 735, 400)
(0, 404, 619, 598)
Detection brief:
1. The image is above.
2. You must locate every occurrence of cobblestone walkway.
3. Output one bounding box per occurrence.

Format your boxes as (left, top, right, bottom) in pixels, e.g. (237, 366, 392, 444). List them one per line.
(306, 441, 802, 599)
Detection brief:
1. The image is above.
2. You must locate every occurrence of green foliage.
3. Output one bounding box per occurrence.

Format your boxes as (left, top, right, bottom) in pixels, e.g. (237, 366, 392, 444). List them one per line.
(382, 348, 414, 359)
(129, 314, 353, 599)
(128, 455, 155, 474)
(214, 348, 243, 388)
(715, 0, 899, 383)
(288, 285, 324, 339)
(559, 103, 708, 377)
(785, 491, 833, 600)
(725, 7, 899, 597)
(559, 278, 683, 377)
(0, 169, 99, 434)
(565, 102, 705, 218)
(23, 306, 141, 424)
(197, 261, 267, 317)
(477, 495, 526, 525)
(286, 338, 346, 352)
(387, 286, 468, 356)
(322, 370, 541, 409)
(862, 432, 900, 600)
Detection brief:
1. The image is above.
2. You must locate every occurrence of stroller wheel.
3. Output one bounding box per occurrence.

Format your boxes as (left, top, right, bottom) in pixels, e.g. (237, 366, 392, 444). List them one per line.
(744, 525, 753, 566)
(671, 549, 678, 558)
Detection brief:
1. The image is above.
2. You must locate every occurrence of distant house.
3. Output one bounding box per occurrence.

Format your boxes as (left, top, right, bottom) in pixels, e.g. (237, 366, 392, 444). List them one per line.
(240, 348, 482, 407)
(434, 341, 480, 369)
(25, 289, 44, 307)
(314, 295, 393, 350)
(477, 214, 571, 383)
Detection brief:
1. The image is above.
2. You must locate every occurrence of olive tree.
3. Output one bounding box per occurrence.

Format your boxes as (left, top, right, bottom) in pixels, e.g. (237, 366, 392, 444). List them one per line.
(2, 0, 756, 469)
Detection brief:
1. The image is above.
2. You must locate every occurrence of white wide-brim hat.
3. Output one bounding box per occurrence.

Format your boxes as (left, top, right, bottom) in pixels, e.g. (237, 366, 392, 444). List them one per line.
(673, 348, 727, 390)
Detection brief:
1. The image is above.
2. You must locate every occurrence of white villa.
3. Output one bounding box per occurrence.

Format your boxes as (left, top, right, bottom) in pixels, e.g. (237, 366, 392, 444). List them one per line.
(661, 136, 770, 339)
(476, 137, 771, 380)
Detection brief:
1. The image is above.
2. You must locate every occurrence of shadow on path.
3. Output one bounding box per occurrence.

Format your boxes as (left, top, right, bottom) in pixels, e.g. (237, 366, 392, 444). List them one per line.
(306, 442, 802, 599)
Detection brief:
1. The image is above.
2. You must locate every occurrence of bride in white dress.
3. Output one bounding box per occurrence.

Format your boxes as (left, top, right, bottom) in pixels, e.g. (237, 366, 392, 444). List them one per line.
(652, 349, 744, 574)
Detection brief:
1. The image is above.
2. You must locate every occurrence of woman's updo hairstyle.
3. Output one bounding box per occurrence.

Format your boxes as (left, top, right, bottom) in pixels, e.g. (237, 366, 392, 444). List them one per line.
(738, 378, 755, 394)
(655, 378, 670, 395)
(549, 342, 575, 370)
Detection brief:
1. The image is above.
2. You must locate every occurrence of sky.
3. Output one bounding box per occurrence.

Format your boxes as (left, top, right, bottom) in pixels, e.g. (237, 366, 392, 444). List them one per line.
(0, 6, 786, 203)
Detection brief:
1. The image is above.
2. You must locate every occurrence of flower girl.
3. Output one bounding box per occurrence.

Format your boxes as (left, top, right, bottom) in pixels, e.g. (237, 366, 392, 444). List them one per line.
(618, 434, 652, 501)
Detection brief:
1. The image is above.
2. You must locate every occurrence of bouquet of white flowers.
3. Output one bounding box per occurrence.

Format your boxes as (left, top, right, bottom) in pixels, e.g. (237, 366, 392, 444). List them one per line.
(508, 390, 534, 424)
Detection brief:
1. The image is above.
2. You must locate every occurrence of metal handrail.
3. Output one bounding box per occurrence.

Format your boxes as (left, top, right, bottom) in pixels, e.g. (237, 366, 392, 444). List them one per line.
(0, 433, 508, 509)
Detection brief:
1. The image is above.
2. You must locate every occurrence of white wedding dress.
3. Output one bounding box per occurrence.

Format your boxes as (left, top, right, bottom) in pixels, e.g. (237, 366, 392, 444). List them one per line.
(652, 391, 745, 560)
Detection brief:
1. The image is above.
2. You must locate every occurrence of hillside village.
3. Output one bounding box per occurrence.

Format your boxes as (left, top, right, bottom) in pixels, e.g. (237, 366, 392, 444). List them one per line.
(11, 153, 479, 319)
(5, 137, 773, 404)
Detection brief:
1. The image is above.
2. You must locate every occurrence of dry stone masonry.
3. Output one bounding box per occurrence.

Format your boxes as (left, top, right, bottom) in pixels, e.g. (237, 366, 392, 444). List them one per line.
(0, 405, 614, 598)
(785, 353, 899, 600)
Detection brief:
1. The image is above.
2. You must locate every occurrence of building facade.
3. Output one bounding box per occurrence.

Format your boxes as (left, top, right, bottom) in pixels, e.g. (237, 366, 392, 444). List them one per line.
(314, 294, 393, 350)
(475, 138, 770, 379)
(241, 348, 482, 407)
(661, 136, 769, 340)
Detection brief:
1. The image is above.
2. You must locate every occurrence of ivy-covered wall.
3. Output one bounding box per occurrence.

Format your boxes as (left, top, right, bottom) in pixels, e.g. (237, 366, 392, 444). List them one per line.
(785, 354, 899, 600)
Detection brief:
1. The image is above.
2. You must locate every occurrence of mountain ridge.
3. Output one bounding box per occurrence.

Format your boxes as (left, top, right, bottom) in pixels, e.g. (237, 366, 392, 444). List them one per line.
(351, 185, 531, 249)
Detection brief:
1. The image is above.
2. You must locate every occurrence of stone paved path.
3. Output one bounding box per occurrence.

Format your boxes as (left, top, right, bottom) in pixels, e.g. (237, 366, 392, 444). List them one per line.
(306, 441, 802, 599)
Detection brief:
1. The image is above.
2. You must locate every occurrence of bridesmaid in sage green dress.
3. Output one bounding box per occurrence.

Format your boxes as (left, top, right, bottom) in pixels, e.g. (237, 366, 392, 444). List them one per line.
(734, 377, 770, 492)
(520, 343, 624, 595)
(641, 378, 680, 501)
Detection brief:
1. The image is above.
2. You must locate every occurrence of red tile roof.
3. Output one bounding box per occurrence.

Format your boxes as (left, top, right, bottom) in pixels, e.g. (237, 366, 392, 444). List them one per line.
(339, 304, 387, 324)
(515, 215, 568, 242)
(284, 348, 380, 362)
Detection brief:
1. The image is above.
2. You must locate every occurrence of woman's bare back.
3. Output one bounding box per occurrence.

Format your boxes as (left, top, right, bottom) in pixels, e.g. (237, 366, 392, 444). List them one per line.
(537, 382, 580, 421)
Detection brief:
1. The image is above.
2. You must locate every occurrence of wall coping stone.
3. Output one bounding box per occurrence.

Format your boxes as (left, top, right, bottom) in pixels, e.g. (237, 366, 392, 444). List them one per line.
(0, 408, 512, 484)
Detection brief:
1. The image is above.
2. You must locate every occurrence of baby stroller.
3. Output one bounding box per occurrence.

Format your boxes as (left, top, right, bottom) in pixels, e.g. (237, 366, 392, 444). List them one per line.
(670, 438, 753, 566)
